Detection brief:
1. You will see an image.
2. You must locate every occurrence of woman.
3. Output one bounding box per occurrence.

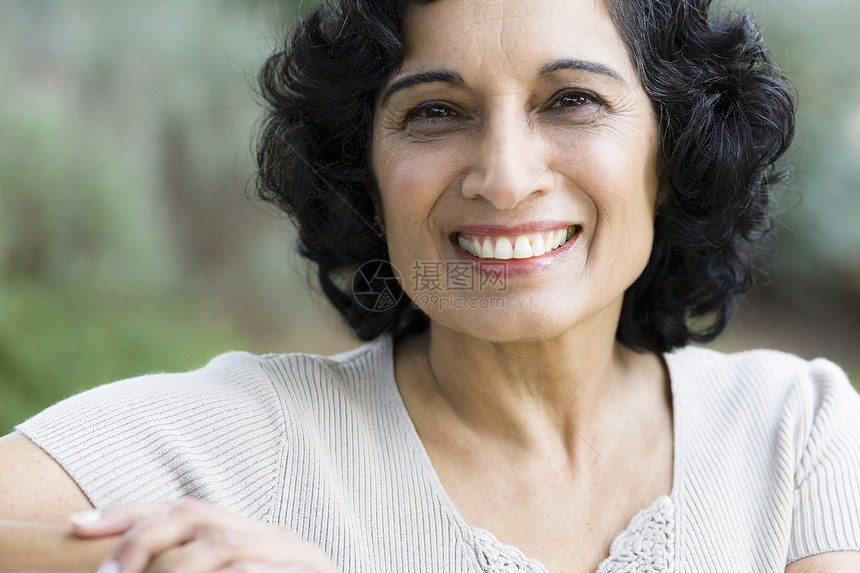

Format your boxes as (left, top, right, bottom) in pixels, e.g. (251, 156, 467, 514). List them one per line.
(2, 0, 859, 571)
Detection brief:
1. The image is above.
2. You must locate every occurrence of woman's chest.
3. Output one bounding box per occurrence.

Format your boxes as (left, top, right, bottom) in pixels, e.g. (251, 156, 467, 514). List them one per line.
(468, 494, 676, 573)
(431, 436, 674, 573)
(453, 476, 673, 572)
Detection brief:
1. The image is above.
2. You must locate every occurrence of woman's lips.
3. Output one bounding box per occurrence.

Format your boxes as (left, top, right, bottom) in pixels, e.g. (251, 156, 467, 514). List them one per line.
(452, 224, 581, 260)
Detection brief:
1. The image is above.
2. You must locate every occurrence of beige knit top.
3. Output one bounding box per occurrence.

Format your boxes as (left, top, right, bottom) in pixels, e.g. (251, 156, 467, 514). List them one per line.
(17, 336, 860, 572)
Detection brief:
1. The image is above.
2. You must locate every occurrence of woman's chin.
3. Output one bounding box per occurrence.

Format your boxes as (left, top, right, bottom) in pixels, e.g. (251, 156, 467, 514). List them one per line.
(416, 295, 589, 344)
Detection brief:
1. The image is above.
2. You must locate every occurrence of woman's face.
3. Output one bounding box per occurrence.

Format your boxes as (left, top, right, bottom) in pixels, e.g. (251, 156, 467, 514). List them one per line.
(372, 0, 663, 342)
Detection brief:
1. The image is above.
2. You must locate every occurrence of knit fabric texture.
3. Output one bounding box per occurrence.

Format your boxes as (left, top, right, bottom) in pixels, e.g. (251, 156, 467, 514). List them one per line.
(17, 336, 860, 572)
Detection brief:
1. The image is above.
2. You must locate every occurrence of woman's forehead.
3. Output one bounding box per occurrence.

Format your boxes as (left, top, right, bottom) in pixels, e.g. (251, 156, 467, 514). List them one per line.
(400, 0, 635, 82)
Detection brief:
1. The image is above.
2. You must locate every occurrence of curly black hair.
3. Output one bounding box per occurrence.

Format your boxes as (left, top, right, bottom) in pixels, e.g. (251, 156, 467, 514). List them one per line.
(255, 0, 795, 353)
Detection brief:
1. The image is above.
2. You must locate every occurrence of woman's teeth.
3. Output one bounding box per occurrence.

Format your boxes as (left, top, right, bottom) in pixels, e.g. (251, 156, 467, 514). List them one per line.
(456, 226, 577, 260)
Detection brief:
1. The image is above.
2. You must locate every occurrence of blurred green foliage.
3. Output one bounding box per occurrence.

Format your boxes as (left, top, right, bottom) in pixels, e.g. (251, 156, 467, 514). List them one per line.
(0, 278, 244, 432)
(754, 0, 860, 290)
(0, 0, 325, 432)
(710, 0, 860, 378)
(0, 0, 858, 434)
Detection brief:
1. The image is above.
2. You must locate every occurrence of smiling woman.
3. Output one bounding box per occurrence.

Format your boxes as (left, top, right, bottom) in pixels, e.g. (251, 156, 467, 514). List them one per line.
(1, 0, 859, 572)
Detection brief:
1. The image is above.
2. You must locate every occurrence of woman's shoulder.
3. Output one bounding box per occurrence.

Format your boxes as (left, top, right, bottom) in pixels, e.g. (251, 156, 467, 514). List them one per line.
(20, 335, 392, 430)
(666, 345, 855, 408)
(257, 333, 392, 388)
(19, 349, 283, 437)
(14, 337, 393, 516)
(14, 349, 286, 515)
(667, 345, 859, 456)
(253, 334, 395, 413)
(666, 346, 860, 564)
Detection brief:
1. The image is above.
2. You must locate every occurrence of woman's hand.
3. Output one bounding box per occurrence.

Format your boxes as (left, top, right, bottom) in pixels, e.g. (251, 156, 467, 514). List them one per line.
(71, 500, 340, 573)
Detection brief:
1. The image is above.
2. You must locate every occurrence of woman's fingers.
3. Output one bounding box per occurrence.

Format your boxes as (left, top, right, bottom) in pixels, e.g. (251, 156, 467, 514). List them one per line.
(106, 499, 234, 573)
(146, 525, 280, 573)
(147, 532, 338, 573)
(146, 520, 339, 573)
(70, 503, 173, 537)
(211, 564, 333, 573)
(70, 499, 340, 573)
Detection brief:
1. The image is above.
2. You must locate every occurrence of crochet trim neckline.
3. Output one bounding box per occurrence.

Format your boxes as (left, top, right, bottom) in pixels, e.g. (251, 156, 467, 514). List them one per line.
(470, 494, 675, 573)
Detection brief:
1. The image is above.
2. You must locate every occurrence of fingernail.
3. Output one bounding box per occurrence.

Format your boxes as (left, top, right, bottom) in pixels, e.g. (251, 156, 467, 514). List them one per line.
(69, 509, 102, 526)
(95, 561, 119, 573)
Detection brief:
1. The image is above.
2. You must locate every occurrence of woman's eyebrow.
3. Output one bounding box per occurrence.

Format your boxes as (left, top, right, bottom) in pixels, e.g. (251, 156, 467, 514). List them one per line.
(380, 70, 463, 105)
(539, 58, 627, 87)
(380, 60, 624, 106)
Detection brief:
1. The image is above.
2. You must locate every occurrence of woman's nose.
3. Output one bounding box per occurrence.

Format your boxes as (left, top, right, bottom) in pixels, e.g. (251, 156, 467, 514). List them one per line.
(460, 112, 554, 210)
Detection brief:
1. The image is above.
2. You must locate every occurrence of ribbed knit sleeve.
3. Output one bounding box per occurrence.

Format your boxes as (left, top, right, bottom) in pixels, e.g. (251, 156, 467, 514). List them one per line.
(665, 348, 860, 571)
(786, 359, 860, 563)
(16, 352, 286, 522)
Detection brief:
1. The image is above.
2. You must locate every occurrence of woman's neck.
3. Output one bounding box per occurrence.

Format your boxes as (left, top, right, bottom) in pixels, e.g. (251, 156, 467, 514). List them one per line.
(394, 317, 668, 462)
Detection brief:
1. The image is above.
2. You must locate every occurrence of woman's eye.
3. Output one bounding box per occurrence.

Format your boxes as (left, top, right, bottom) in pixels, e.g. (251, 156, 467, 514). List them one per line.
(401, 102, 466, 135)
(549, 90, 601, 110)
(406, 102, 458, 122)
